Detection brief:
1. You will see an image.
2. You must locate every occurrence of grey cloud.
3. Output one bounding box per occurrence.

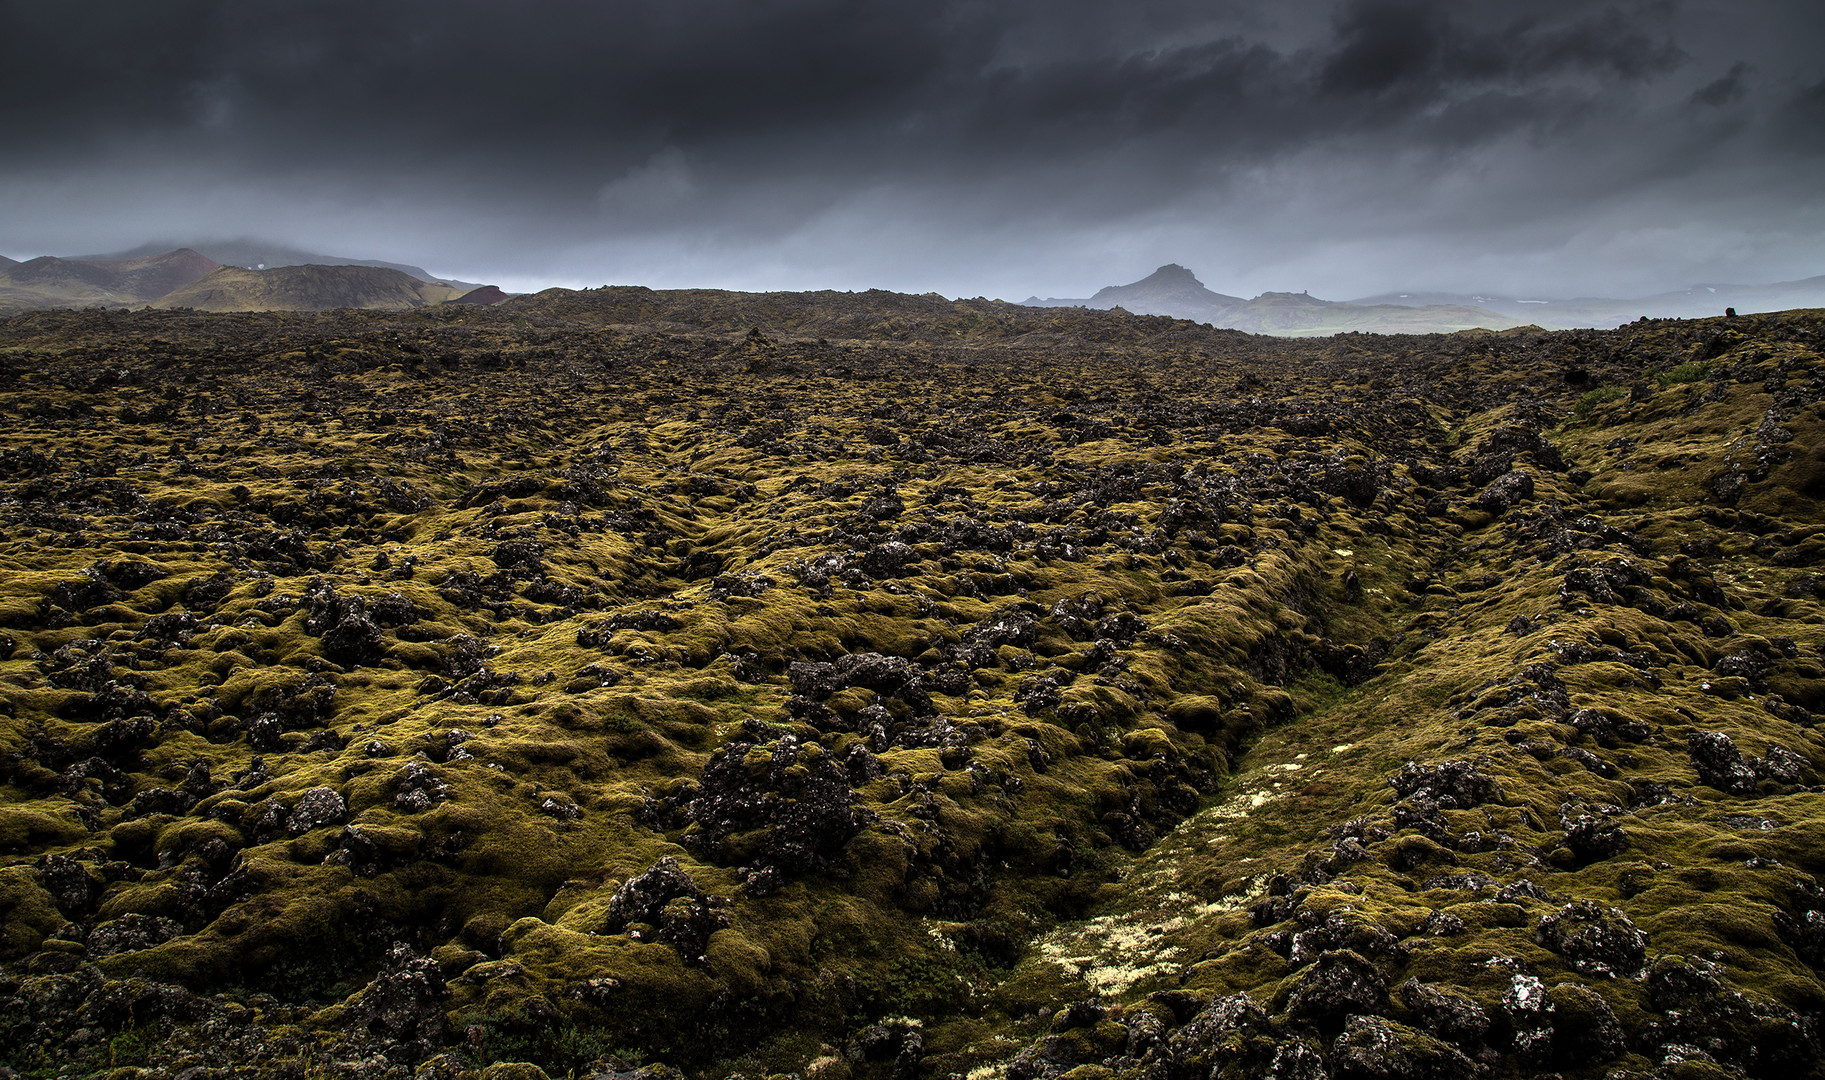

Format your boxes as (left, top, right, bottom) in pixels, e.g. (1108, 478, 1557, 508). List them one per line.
(0, 1, 1698, 170)
(1319, 1, 1446, 96)
(0, 0, 1819, 299)
(1690, 62, 1752, 107)
(1780, 76, 1825, 148)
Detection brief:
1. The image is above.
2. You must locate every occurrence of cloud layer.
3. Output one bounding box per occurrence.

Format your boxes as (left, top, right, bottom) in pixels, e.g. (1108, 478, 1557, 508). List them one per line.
(2, 0, 1820, 298)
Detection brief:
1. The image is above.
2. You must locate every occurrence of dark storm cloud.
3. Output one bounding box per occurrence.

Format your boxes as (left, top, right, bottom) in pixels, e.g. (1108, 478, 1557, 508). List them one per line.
(937, 1, 1693, 169)
(3, 2, 980, 175)
(1779, 76, 1825, 150)
(0, 0, 1697, 173)
(0, 0, 1820, 297)
(1319, 1, 1690, 97)
(1690, 62, 1752, 108)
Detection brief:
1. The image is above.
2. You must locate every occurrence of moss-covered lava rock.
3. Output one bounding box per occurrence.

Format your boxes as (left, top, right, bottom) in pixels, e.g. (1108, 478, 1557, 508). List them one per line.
(0, 295, 1822, 1079)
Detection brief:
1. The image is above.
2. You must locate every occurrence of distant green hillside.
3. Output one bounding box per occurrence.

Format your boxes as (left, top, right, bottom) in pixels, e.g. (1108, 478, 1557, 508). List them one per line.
(81, 239, 473, 287)
(1226, 291, 1526, 337)
(152, 263, 469, 312)
(0, 249, 220, 315)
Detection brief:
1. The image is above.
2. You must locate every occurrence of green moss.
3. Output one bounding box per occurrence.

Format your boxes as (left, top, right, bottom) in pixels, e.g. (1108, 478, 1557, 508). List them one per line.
(0, 804, 89, 850)
(1657, 361, 1714, 387)
(0, 865, 64, 960)
(1574, 385, 1627, 417)
(1, 301, 1823, 1078)
(1285, 670, 1348, 715)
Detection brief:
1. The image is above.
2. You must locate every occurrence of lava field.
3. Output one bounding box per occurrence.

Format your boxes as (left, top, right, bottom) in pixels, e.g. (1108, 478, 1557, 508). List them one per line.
(0, 294, 1823, 1080)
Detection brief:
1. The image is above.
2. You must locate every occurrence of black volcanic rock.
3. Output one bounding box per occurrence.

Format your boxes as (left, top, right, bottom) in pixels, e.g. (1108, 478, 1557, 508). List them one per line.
(0, 295, 1819, 1080)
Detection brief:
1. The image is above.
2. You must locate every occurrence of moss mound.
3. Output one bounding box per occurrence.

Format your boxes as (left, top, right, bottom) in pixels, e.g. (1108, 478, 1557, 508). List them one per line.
(0, 298, 1821, 1078)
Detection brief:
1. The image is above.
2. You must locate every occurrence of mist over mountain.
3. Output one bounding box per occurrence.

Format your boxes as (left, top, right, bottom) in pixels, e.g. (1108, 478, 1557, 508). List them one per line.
(1353, 275, 1825, 326)
(0, 248, 221, 315)
(0, 242, 495, 315)
(80, 240, 478, 289)
(7, 244, 1821, 335)
(1024, 264, 1526, 336)
(1027, 263, 1825, 336)
(1, 2, 1819, 298)
(1085, 264, 1246, 324)
(152, 264, 470, 312)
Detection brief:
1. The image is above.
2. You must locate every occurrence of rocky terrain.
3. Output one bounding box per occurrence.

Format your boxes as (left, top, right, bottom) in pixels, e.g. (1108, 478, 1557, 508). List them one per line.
(0, 291, 1821, 1080)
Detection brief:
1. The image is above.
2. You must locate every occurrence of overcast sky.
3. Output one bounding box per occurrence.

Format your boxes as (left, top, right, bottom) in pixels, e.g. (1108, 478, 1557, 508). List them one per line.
(2, 0, 1821, 299)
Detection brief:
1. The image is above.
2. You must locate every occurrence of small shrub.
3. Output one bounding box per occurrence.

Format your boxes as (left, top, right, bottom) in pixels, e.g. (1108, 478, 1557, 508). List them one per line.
(471, 1012, 647, 1074)
(1574, 386, 1626, 417)
(107, 1023, 155, 1068)
(1656, 362, 1712, 387)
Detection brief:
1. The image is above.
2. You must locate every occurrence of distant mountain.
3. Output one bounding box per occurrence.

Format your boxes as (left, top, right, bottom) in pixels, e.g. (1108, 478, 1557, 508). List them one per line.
(1025, 263, 1240, 321)
(0, 244, 508, 315)
(449, 284, 510, 306)
(80, 249, 223, 299)
(0, 248, 220, 315)
(1085, 263, 1246, 324)
(152, 264, 470, 312)
(1352, 275, 1825, 328)
(1217, 292, 1528, 337)
(79, 239, 483, 288)
(1024, 264, 1523, 336)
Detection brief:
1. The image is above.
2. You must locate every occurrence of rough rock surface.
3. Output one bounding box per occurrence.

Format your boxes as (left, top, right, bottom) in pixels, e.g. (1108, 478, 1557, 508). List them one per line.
(0, 297, 1822, 1079)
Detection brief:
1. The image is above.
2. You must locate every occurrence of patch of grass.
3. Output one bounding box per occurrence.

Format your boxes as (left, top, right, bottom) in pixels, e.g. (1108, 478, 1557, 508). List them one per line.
(869, 949, 987, 1017)
(1656, 361, 1713, 387)
(1574, 386, 1626, 417)
(1286, 669, 1348, 716)
(1410, 679, 1456, 708)
(711, 1029, 832, 1080)
(106, 1023, 155, 1069)
(472, 1015, 647, 1075)
(243, 947, 373, 1004)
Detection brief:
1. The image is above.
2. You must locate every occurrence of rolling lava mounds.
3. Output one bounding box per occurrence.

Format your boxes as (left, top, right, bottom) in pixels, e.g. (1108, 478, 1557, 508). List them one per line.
(0, 293, 1823, 1080)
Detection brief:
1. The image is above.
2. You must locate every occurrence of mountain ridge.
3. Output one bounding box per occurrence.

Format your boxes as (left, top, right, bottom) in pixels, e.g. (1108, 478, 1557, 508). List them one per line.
(1024, 264, 1524, 335)
(1351, 274, 1825, 325)
(0, 248, 222, 314)
(77, 239, 476, 288)
(1088, 262, 1246, 323)
(1029, 263, 1825, 334)
(152, 263, 470, 312)
(0, 247, 498, 315)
